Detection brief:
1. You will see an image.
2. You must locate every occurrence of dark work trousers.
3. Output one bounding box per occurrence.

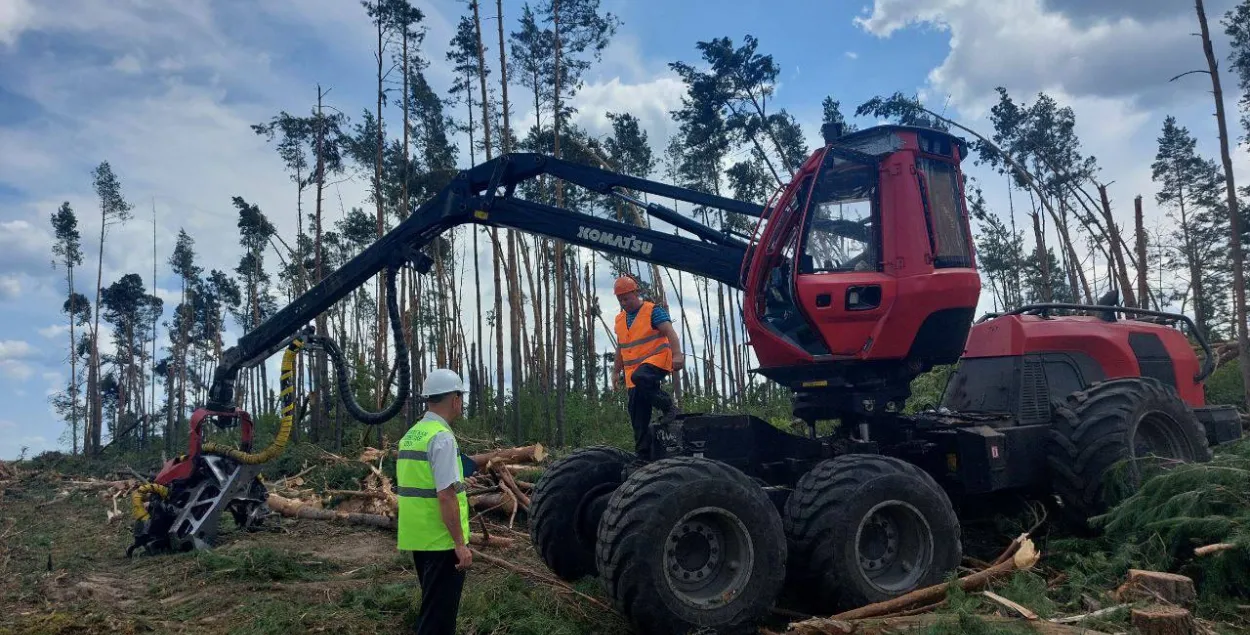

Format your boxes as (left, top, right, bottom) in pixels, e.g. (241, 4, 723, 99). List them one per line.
(627, 362, 675, 460)
(411, 550, 465, 635)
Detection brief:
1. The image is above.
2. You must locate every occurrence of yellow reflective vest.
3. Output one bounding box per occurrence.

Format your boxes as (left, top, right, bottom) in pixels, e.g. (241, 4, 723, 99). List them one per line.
(396, 415, 470, 551)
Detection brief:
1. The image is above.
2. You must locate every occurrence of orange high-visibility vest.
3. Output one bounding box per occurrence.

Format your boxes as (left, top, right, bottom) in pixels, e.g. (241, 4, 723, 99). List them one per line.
(615, 301, 673, 388)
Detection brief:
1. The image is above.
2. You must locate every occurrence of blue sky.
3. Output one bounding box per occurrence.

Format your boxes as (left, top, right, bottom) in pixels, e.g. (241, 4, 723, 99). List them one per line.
(1, 0, 1247, 458)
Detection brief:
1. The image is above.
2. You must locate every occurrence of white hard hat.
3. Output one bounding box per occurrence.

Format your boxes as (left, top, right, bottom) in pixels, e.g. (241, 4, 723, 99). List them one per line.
(421, 368, 466, 397)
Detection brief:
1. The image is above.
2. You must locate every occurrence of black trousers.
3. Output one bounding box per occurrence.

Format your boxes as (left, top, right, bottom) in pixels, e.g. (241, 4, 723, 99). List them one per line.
(412, 550, 465, 635)
(627, 363, 675, 460)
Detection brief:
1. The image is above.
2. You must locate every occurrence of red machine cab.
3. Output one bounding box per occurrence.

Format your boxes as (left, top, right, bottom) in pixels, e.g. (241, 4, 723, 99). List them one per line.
(743, 125, 981, 410)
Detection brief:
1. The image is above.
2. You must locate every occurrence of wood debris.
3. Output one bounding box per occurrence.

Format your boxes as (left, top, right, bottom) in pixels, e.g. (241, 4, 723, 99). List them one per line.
(1193, 542, 1236, 557)
(780, 614, 1111, 635)
(780, 534, 1043, 632)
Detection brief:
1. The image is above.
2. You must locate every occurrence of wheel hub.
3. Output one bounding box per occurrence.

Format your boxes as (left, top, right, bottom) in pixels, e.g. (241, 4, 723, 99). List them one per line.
(857, 513, 899, 572)
(854, 500, 933, 594)
(669, 519, 722, 581)
(662, 507, 753, 609)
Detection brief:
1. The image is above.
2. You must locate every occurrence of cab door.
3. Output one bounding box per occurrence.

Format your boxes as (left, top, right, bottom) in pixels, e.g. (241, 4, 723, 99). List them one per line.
(791, 158, 895, 357)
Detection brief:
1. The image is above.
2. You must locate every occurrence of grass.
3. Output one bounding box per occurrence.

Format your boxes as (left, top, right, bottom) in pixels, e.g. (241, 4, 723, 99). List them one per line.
(190, 546, 342, 582)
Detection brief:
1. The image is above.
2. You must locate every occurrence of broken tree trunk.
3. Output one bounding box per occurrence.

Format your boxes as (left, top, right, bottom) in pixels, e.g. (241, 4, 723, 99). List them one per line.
(1131, 605, 1195, 635)
(1114, 569, 1196, 606)
(471, 444, 546, 469)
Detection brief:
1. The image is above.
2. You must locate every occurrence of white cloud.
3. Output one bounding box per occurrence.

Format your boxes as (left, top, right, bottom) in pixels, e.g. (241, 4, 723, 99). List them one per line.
(0, 339, 35, 380)
(0, 0, 33, 48)
(0, 275, 19, 300)
(567, 76, 687, 144)
(0, 339, 35, 359)
(37, 324, 69, 339)
(854, 0, 1232, 113)
(111, 53, 142, 74)
(845, 51, 859, 60)
(0, 361, 33, 381)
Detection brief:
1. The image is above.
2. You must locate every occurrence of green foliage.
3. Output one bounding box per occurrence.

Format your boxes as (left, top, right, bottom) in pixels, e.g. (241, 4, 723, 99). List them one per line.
(1094, 439, 1250, 598)
(906, 365, 955, 413)
(191, 546, 341, 582)
(457, 570, 629, 634)
(1205, 358, 1244, 407)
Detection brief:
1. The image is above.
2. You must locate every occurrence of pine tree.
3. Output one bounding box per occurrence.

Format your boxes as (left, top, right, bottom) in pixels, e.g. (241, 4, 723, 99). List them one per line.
(50, 202, 83, 453)
(89, 162, 133, 454)
(169, 229, 201, 438)
(1152, 116, 1230, 340)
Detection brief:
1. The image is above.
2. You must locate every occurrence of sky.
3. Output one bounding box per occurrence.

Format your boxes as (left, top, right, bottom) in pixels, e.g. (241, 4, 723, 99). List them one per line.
(1, 0, 1248, 459)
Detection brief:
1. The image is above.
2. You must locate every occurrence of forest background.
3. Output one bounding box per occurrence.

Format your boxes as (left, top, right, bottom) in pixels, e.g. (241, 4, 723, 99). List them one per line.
(3, 0, 1250, 459)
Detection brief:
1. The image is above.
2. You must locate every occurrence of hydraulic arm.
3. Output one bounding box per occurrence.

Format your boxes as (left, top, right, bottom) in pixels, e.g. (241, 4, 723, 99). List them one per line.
(206, 152, 763, 413)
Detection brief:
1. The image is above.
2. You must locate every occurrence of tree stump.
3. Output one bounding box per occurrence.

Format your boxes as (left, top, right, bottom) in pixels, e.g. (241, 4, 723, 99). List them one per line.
(1114, 569, 1196, 606)
(1131, 605, 1194, 635)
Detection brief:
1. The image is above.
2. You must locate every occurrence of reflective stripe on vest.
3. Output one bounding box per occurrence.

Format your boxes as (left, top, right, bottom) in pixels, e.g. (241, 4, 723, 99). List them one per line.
(614, 301, 674, 388)
(396, 417, 470, 551)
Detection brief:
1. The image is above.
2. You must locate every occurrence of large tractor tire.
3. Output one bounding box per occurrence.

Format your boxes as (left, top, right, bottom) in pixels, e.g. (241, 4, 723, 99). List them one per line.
(529, 445, 634, 581)
(1047, 377, 1211, 527)
(784, 454, 962, 611)
(596, 457, 786, 635)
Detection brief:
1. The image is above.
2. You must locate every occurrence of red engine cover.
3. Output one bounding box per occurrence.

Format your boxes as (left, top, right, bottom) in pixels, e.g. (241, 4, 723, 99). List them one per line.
(964, 314, 1205, 406)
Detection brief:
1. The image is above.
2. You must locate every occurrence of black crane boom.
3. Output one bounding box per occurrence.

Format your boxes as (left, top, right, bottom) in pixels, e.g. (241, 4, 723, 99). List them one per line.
(205, 152, 763, 411)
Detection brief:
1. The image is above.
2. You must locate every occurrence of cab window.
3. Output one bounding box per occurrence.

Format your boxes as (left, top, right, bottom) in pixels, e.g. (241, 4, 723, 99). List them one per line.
(917, 158, 973, 268)
(800, 162, 878, 273)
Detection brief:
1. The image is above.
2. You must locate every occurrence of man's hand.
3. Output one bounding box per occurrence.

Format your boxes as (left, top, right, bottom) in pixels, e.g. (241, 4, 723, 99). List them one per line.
(454, 544, 472, 570)
(672, 353, 686, 372)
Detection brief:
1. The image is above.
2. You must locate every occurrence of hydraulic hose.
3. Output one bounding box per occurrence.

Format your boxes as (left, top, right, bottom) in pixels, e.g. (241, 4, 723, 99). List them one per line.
(131, 483, 170, 521)
(201, 337, 303, 465)
(314, 263, 410, 425)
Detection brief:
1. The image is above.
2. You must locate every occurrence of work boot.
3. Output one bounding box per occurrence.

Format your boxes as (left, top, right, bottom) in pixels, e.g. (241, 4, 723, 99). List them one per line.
(657, 404, 679, 426)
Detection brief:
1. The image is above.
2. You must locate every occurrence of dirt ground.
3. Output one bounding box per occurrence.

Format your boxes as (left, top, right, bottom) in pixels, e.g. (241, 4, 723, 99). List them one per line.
(0, 473, 629, 635)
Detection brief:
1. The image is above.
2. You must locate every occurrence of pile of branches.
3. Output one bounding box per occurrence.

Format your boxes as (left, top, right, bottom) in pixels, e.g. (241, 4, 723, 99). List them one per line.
(1094, 439, 1250, 597)
(774, 533, 1047, 634)
(264, 444, 548, 549)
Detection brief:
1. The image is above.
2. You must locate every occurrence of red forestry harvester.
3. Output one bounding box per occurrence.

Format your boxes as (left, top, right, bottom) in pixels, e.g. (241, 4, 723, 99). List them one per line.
(130, 121, 1241, 634)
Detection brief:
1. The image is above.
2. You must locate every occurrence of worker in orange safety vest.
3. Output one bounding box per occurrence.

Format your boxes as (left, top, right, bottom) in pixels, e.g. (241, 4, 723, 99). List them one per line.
(612, 275, 684, 460)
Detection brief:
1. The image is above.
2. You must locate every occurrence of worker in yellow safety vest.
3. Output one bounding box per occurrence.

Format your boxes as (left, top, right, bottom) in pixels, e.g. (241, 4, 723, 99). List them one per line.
(613, 275, 685, 460)
(397, 368, 472, 635)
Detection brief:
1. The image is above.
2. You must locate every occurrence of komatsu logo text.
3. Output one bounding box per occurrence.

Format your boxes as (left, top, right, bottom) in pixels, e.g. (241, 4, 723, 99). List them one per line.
(576, 226, 654, 255)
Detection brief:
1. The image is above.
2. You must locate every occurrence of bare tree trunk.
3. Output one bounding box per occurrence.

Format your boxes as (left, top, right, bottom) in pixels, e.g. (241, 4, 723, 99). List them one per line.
(373, 14, 388, 452)
(1031, 212, 1052, 302)
(497, 0, 523, 442)
(1195, 0, 1250, 405)
(1096, 184, 1138, 307)
(552, 0, 567, 446)
(470, 0, 503, 434)
(1134, 196, 1150, 308)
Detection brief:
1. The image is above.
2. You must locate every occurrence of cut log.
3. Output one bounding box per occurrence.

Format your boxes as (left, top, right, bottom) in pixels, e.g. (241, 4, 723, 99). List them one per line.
(267, 493, 396, 528)
(267, 493, 511, 549)
(1114, 569, 1196, 606)
(784, 614, 1113, 635)
(829, 537, 1040, 621)
(1131, 605, 1195, 635)
(471, 444, 546, 469)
